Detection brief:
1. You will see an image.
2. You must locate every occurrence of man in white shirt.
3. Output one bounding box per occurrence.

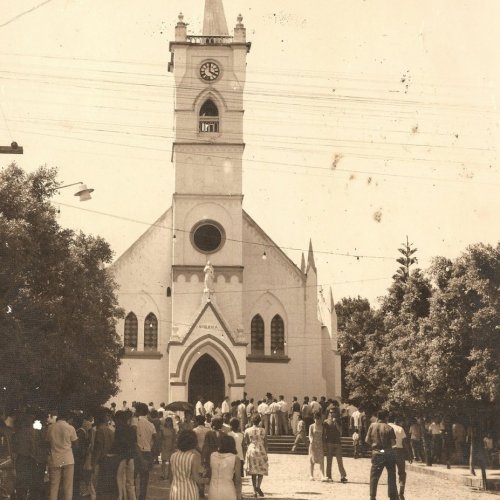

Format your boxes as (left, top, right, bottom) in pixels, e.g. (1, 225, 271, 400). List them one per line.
(195, 396, 206, 417)
(237, 400, 247, 431)
(388, 414, 410, 500)
(204, 399, 214, 416)
(310, 396, 321, 415)
(133, 403, 157, 500)
(47, 409, 78, 500)
(221, 396, 230, 415)
(269, 399, 280, 435)
(246, 398, 255, 420)
(257, 399, 270, 435)
(277, 395, 289, 435)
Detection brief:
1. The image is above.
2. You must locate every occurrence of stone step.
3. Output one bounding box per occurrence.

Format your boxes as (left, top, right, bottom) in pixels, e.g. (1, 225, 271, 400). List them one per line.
(265, 436, 370, 457)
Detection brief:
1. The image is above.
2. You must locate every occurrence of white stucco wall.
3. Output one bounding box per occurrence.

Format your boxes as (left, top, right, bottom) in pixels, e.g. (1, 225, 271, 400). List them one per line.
(112, 209, 173, 404)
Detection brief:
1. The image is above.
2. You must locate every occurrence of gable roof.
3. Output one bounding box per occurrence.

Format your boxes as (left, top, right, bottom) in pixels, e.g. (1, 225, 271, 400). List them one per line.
(243, 210, 304, 281)
(111, 207, 172, 268)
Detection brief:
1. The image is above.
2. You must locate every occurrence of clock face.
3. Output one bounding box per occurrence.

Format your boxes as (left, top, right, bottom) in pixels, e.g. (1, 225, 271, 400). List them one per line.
(200, 62, 220, 82)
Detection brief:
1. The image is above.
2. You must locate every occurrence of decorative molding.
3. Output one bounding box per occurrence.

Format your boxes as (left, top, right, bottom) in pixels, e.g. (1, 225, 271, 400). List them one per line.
(173, 143, 245, 153)
(246, 354, 290, 364)
(228, 382, 246, 387)
(170, 382, 187, 387)
(170, 334, 246, 382)
(121, 351, 163, 360)
(172, 265, 244, 284)
(173, 193, 244, 202)
(169, 301, 246, 347)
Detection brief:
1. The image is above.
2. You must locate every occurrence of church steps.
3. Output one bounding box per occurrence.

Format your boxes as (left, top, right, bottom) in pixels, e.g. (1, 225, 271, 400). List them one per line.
(266, 436, 370, 457)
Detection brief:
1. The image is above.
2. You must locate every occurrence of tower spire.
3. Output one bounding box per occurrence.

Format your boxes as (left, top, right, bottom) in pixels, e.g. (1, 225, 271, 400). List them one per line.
(203, 0, 229, 36)
(307, 239, 317, 274)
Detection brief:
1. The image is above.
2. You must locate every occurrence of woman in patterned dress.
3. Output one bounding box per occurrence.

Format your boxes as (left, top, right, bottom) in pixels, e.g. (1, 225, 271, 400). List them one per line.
(169, 430, 205, 500)
(308, 412, 325, 481)
(244, 414, 268, 498)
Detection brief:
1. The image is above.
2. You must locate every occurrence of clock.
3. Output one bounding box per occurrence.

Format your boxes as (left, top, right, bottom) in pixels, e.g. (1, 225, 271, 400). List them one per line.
(200, 61, 220, 82)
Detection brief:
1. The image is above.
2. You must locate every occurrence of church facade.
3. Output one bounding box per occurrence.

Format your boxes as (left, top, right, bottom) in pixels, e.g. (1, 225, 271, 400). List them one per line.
(112, 0, 341, 406)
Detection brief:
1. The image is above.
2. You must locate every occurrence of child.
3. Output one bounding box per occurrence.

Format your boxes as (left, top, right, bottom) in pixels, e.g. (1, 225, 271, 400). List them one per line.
(160, 417, 176, 480)
(352, 427, 360, 459)
(291, 415, 307, 452)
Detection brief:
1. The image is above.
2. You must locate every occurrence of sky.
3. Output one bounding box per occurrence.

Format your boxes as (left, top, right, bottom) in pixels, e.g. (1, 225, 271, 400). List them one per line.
(0, 0, 499, 306)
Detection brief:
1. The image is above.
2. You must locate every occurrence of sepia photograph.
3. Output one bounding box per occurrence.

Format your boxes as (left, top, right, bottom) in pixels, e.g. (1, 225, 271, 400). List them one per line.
(0, 0, 499, 498)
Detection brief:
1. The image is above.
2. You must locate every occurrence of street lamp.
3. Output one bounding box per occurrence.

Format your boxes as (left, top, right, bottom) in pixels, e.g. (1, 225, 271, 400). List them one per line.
(58, 182, 94, 201)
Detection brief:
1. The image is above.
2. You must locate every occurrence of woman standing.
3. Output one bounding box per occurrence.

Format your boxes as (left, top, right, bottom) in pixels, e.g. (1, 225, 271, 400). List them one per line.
(159, 417, 176, 481)
(208, 435, 242, 500)
(308, 412, 325, 481)
(112, 411, 137, 500)
(169, 430, 205, 500)
(244, 414, 268, 498)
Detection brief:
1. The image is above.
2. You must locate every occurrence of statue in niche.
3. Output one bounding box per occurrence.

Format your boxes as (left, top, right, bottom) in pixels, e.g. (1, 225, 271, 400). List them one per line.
(204, 261, 215, 297)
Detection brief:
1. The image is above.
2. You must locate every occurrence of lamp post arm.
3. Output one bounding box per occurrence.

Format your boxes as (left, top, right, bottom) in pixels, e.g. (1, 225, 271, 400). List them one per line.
(58, 182, 84, 189)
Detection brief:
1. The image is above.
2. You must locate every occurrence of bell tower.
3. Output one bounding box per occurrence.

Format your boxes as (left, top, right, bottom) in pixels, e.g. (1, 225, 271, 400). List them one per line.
(168, 1, 250, 268)
(167, 1, 251, 403)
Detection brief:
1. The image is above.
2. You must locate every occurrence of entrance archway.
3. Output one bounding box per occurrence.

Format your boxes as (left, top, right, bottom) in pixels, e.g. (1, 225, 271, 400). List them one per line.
(188, 354, 225, 407)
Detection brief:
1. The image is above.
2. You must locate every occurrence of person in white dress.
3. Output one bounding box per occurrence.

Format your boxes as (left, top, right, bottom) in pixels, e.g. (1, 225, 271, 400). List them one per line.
(208, 435, 242, 500)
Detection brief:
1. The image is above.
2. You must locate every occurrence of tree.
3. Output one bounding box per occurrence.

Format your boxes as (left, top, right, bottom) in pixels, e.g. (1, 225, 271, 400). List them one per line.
(0, 164, 123, 411)
(388, 244, 499, 412)
(335, 297, 387, 409)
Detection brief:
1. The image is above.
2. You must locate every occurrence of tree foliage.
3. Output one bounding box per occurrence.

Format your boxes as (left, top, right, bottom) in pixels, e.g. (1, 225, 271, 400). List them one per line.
(0, 164, 123, 411)
(338, 239, 499, 414)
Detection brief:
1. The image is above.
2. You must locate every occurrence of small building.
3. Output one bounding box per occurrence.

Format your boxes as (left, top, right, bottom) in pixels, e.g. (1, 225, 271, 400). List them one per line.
(112, 0, 341, 405)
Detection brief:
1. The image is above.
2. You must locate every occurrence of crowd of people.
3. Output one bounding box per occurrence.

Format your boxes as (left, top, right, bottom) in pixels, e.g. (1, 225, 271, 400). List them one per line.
(0, 394, 497, 500)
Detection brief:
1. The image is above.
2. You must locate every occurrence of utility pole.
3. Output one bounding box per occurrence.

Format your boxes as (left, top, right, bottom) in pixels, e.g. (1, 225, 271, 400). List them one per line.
(0, 141, 23, 154)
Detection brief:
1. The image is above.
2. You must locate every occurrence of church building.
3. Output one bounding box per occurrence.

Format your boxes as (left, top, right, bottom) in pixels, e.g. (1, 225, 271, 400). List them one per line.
(112, 0, 341, 406)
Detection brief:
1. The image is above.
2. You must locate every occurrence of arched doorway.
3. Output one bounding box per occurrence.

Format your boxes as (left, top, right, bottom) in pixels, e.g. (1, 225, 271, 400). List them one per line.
(188, 354, 225, 407)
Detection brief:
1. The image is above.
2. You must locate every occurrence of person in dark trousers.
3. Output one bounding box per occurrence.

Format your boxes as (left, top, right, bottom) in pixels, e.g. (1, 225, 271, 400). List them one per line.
(133, 403, 156, 500)
(365, 410, 398, 500)
(322, 409, 347, 483)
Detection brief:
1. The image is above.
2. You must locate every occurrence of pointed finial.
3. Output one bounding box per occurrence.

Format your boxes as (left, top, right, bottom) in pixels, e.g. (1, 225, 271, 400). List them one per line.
(300, 252, 306, 274)
(307, 239, 317, 273)
(329, 287, 335, 311)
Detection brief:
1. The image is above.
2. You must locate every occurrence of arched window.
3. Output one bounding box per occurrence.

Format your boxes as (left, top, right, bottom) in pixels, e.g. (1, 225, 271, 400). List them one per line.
(251, 314, 264, 355)
(124, 312, 138, 349)
(271, 315, 285, 355)
(199, 99, 219, 133)
(144, 313, 158, 351)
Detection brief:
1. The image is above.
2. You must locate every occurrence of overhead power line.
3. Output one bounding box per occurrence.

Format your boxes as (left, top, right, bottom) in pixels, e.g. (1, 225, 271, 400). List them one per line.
(0, 0, 54, 29)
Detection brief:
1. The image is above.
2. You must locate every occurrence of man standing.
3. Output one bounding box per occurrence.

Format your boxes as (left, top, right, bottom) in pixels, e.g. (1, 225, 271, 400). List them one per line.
(310, 397, 322, 416)
(47, 408, 78, 500)
(133, 403, 157, 500)
(269, 399, 280, 436)
(409, 417, 423, 462)
(301, 397, 313, 434)
(290, 397, 301, 435)
(257, 399, 270, 436)
(237, 400, 247, 432)
(195, 396, 206, 417)
(277, 396, 289, 435)
(221, 396, 230, 416)
(323, 409, 347, 483)
(246, 398, 255, 422)
(204, 399, 214, 417)
(365, 410, 398, 500)
(388, 414, 411, 500)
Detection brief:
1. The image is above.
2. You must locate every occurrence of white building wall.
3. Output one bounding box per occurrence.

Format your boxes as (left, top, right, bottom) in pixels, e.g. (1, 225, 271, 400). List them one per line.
(111, 209, 173, 404)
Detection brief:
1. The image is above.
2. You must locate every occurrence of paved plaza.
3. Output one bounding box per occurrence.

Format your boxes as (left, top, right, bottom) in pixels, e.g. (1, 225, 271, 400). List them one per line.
(147, 454, 498, 500)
